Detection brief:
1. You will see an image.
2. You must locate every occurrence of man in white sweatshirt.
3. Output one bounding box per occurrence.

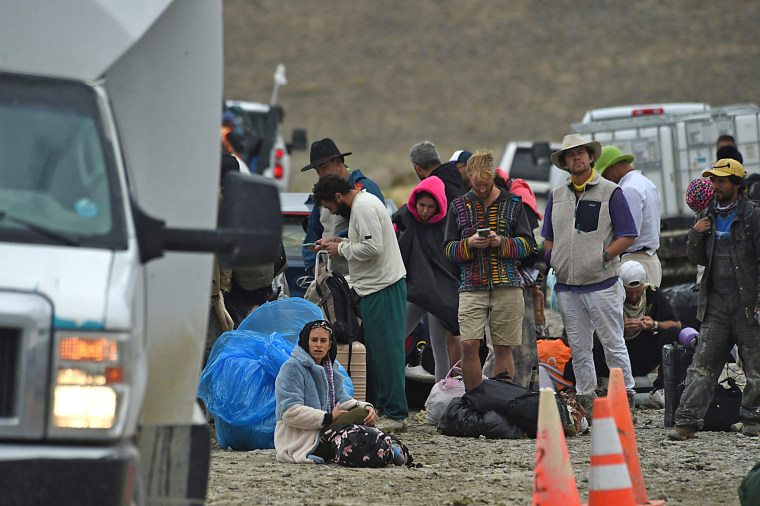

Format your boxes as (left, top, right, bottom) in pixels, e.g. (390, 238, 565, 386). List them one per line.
(312, 174, 409, 431)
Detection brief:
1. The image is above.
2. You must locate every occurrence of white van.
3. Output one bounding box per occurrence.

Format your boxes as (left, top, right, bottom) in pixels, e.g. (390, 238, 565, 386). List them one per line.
(0, 1, 281, 504)
(573, 103, 760, 281)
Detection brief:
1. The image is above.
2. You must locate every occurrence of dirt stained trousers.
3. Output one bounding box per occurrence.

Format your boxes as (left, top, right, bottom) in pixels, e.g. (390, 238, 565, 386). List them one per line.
(676, 291, 760, 427)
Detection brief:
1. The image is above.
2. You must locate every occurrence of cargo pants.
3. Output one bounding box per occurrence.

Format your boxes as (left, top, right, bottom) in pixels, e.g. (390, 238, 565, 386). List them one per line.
(676, 291, 760, 427)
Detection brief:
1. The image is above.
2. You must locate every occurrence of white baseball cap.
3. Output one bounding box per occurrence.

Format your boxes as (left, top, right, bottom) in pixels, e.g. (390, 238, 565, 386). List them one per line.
(620, 261, 647, 287)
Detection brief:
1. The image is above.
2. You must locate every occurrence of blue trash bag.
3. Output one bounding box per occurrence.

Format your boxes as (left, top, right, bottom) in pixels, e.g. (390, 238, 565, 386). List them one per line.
(238, 297, 323, 342)
(198, 299, 354, 450)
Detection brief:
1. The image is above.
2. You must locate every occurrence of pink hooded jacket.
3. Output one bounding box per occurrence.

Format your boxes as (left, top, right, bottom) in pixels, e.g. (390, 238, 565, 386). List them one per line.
(408, 175, 447, 224)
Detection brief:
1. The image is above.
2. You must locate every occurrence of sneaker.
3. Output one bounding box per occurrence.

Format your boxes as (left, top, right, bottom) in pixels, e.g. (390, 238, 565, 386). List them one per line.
(667, 424, 697, 441)
(391, 445, 405, 466)
(576, 394, 596, 423)
(741, 424, 760, 437)
(376, 416, 408, 434)
(648, 389, 665, 409)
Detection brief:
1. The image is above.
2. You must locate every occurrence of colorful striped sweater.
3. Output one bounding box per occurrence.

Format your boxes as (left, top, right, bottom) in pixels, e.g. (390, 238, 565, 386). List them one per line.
(443, 189, 535, 292)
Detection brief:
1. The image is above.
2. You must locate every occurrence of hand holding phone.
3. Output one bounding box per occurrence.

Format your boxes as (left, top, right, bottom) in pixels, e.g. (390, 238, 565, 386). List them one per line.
(477, 228, 490, 238)
(303, 242, 318, 248)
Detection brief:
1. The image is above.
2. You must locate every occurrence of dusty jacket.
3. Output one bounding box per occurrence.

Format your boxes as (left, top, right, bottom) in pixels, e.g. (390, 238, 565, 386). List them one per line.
(274, 345, 368, 463)
(393, 176, 460, 334)
(688, 195, 760, 324)
(549, 173, 620, 286)
(443, 188, 535, 292)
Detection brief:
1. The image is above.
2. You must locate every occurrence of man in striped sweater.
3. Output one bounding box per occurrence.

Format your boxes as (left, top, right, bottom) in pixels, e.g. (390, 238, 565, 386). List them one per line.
(444, 151, 536, 390)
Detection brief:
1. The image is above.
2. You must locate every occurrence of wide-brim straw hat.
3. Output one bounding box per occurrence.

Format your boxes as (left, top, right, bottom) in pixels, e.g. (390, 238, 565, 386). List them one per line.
(550, 134, 602, 171)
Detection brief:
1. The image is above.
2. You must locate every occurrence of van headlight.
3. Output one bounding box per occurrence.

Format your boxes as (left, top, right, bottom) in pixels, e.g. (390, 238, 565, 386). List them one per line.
(49, 332, 130, 438)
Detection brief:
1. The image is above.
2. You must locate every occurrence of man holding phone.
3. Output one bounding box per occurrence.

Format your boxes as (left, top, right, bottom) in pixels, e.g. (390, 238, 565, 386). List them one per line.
(444, 151, 536, 391)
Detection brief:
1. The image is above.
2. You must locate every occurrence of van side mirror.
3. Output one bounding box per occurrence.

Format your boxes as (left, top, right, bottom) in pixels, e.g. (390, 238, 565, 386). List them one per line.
(289, 129, 307, 152)
(133, 173, 282, 268)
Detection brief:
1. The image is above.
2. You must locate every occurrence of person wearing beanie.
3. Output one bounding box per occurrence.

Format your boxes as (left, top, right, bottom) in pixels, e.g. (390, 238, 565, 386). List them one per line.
(669, 158, 760, 440)
(274, 320, 376, 463)
(596, 145, 663, 287)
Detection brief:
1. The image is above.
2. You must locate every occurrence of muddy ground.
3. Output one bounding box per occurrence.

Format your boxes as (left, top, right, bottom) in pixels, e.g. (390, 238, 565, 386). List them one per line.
(206, 404, 759, 505)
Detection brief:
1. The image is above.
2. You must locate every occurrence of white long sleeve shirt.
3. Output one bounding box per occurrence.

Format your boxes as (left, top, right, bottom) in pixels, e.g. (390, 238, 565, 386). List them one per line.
(337, 190, 406, 296)
(619, 170, 662, 255)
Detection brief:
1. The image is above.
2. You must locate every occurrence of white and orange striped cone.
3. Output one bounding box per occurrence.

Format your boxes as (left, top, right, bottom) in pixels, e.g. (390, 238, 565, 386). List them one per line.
(607, 369, 666, 505)
(534, 388, 581, 505)
(586, 396, 635, 506)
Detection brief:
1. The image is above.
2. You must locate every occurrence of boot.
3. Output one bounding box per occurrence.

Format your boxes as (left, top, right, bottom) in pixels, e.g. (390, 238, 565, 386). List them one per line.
(577, 393, 596, 423)
(667, 424, 697, 441)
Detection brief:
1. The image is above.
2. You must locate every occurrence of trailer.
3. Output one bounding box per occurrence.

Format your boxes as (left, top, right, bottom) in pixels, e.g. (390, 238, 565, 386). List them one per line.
(572, 103, 760, 282)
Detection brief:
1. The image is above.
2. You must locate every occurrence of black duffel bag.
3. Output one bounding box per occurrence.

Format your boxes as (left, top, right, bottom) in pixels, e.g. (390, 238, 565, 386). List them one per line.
(437, 397, 525, 439)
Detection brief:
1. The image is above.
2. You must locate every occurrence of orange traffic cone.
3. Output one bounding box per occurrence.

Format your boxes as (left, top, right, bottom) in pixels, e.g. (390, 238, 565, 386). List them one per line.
(534, 388, 581, 506)
(586, 396, 635, 505)
(607, 368, 666, 505)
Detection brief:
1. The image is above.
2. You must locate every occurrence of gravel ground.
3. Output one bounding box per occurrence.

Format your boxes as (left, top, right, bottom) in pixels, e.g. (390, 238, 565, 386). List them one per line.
(206, 309, 760, 505)
(206, 405, 760, 505)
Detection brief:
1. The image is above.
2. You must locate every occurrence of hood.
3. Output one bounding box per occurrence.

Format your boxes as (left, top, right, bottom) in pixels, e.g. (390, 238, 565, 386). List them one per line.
(507, 178, 543, 220)
(0, 244, 114, 329)
(408, 176, 448, 224)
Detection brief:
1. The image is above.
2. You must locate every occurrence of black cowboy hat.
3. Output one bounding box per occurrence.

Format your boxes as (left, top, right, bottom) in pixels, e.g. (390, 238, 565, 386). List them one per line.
(300, 138, 352, 172)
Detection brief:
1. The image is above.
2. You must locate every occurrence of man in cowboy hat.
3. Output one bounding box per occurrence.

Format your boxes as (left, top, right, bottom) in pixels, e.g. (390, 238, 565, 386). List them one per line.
(670, 158, 760, 440)
(301, 138, 384, 275)
(541, 134, 638, 420)
(596, 145, 663, 287)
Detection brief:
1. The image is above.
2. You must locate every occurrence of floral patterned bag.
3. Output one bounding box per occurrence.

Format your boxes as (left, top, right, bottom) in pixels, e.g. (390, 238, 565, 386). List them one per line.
(323, 424, 413, 467)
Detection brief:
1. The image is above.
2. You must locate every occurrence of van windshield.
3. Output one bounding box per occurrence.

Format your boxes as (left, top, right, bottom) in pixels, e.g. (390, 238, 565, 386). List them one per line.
(0, 73, 126, 248)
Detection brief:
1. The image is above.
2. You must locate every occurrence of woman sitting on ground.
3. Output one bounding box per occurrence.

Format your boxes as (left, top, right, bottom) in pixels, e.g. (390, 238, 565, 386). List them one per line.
(274, 320, 379, 464)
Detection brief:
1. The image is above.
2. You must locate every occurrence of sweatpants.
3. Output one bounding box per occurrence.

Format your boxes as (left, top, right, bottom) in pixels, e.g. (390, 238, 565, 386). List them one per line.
(557, 280, 635, 395)
(405, 302, 450, 382)
(360, 278, 408, 420)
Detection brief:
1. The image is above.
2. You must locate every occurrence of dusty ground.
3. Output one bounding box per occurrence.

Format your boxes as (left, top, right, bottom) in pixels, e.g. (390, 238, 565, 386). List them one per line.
(205, 313, 758, 505)
(206, 405, 759, 505)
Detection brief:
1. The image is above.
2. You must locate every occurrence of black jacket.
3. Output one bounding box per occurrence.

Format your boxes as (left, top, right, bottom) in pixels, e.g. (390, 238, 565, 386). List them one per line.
(430, 162, 467, 205)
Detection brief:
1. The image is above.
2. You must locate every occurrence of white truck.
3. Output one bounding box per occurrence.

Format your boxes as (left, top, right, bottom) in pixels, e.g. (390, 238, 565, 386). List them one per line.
(572, 103, 760, 281)
(225, 65, 308, 192)
(0, 1, 281, 504)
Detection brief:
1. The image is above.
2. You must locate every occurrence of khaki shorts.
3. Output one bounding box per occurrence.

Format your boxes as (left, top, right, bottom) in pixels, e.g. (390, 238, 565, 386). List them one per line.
(458, 286, 524, 346)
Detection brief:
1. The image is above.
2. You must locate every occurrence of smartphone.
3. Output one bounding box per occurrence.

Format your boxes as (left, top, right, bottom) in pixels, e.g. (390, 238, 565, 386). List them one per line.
(477, 228, 490, 238)
(303, 242, 318, 248)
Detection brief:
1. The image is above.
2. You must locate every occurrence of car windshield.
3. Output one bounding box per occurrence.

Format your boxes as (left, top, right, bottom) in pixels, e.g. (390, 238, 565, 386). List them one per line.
(509, 148, 551, 181)
(0, 73, 126, 248)
(282, 214, 308, 263)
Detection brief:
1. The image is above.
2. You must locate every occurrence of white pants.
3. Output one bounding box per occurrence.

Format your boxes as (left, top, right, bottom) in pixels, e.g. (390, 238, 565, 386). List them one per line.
(405, 302, 450, 382)
(557, 281, 635, 395)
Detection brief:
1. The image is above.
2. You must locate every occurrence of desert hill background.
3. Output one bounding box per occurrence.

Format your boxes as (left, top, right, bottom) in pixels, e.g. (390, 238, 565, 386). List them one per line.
(223, 0, 760, 197)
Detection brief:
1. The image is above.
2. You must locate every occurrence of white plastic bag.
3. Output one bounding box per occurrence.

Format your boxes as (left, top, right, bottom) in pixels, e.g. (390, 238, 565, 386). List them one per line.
(424, 362, 465, 425)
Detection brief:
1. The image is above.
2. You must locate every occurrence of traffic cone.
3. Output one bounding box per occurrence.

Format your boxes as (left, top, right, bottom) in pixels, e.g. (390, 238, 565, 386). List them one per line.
(607, 368, 666, 505)
(533, 388, 581, 505)
(586, 396, 635, 505)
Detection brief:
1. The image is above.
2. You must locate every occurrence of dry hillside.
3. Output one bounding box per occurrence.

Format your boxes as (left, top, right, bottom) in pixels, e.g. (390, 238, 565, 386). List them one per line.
(223, 0, 760, 194)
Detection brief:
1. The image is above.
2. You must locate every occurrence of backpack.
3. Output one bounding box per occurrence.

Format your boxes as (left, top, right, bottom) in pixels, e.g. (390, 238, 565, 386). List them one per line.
(323, 424, 412, 467)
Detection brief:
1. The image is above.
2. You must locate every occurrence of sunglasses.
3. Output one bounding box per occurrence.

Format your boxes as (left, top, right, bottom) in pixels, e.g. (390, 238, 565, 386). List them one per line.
(311, 320, 333, 333)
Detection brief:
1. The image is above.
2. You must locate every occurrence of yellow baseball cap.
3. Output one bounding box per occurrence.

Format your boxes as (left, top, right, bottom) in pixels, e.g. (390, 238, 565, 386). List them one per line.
(702, 158, 746, 178)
